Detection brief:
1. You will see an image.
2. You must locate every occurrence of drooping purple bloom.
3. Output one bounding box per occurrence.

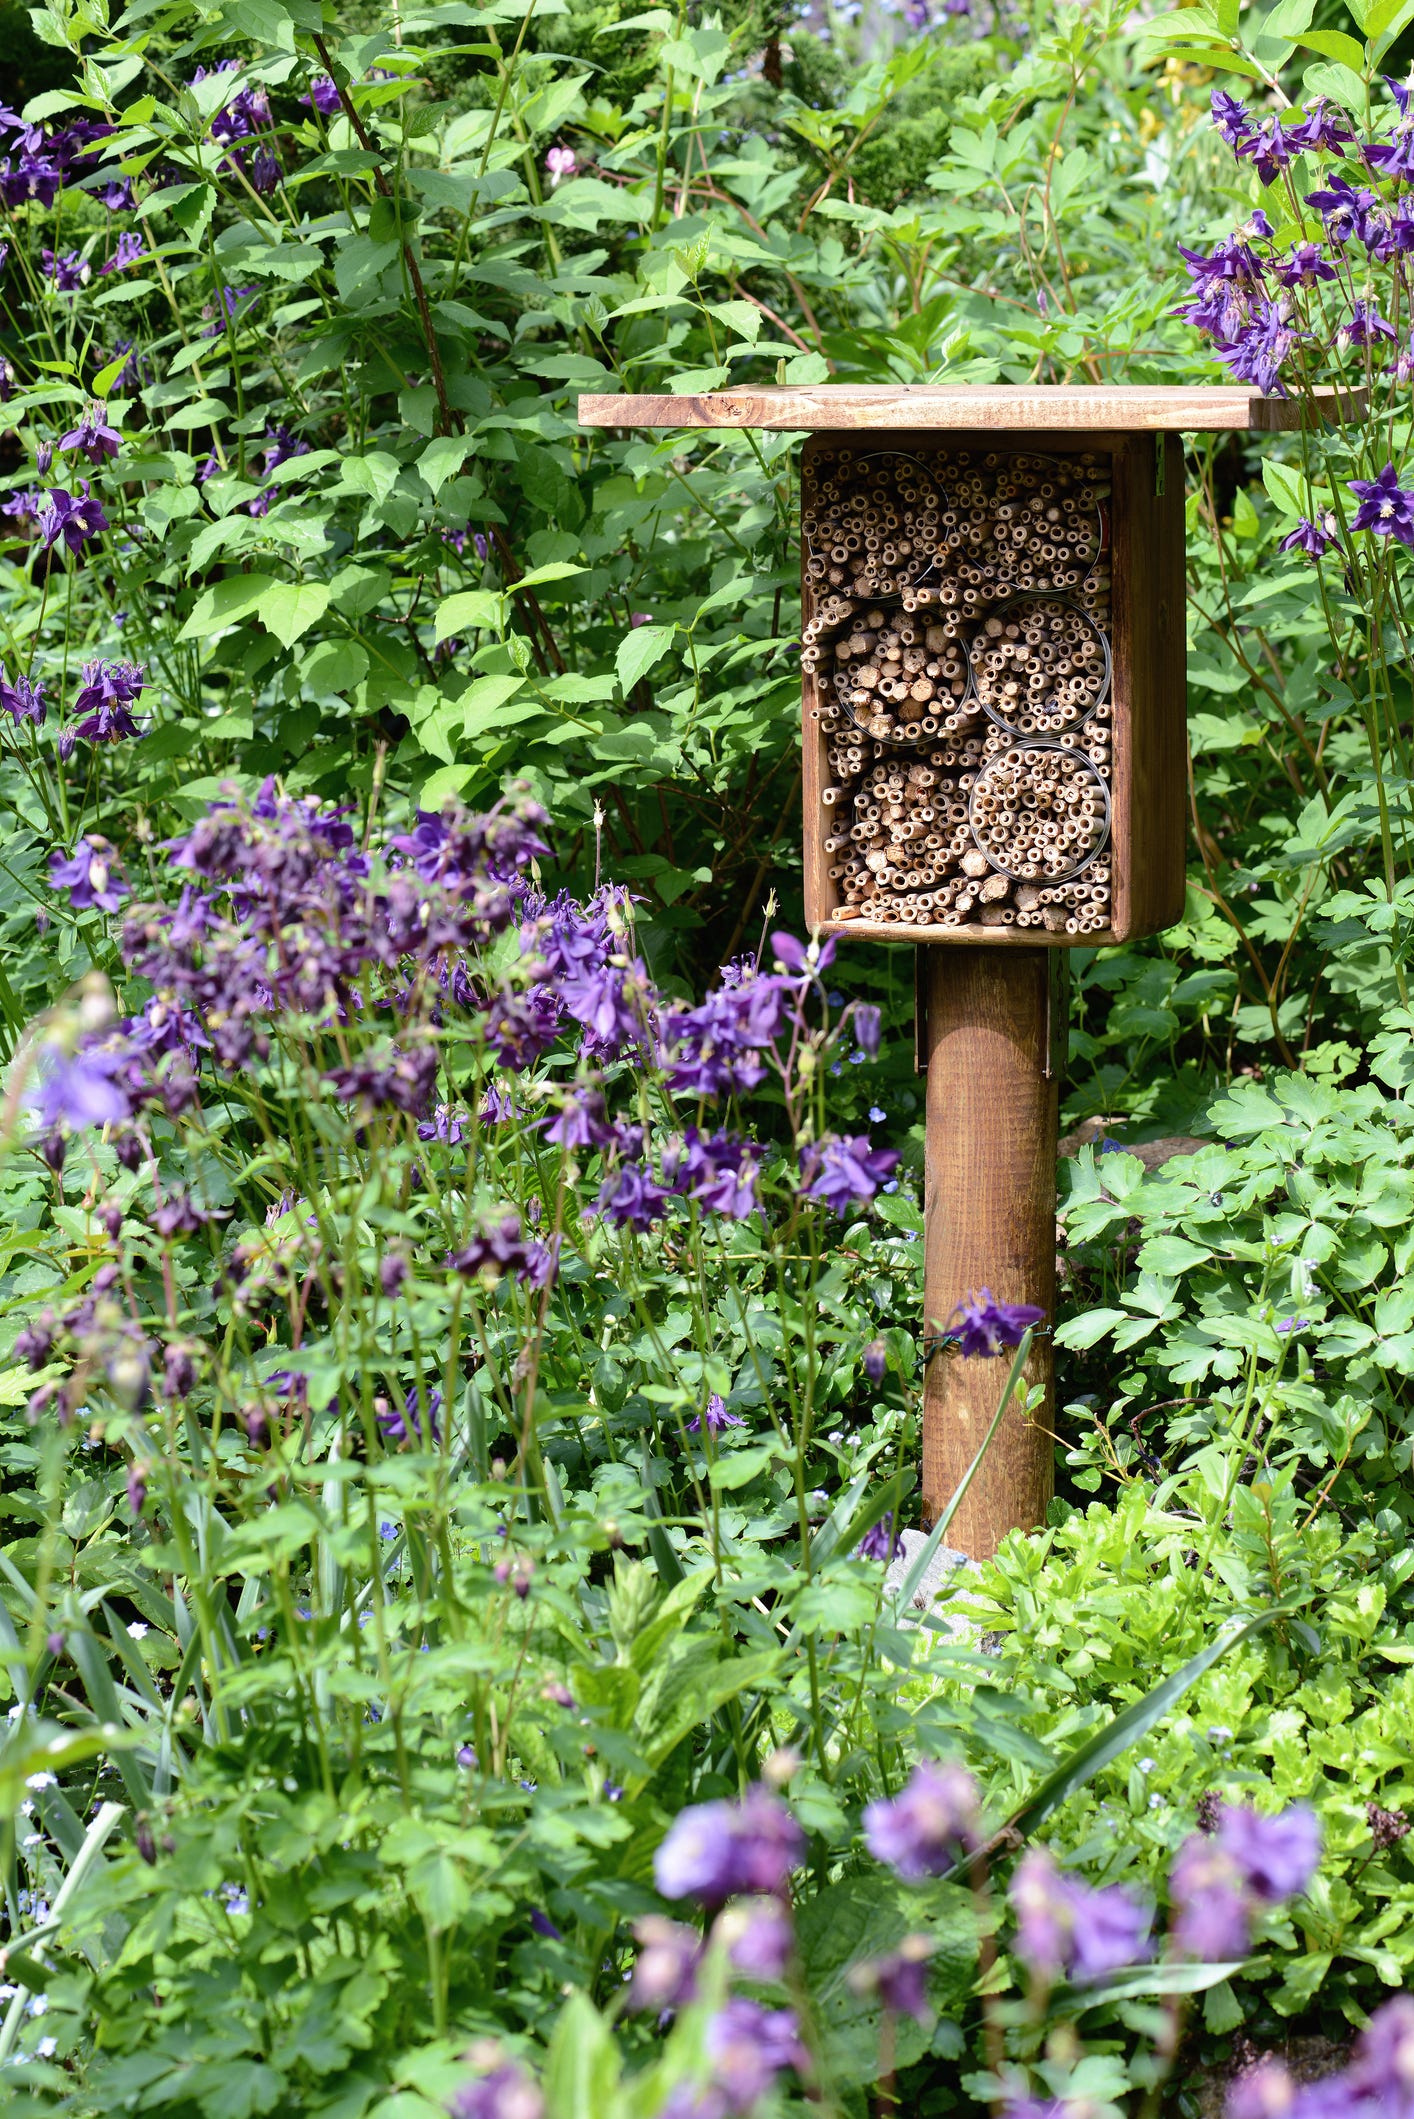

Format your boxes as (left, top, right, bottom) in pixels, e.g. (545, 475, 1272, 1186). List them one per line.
(669, 1128, 760, 1219)
(1279, 515, 1337, 558)
(702, 1999, 806, 2112)
(42, 247, 90, 293)
(1010, 1847, 1151, 1983)
(1272, 243, 1335, 287)
(1216, 1802, 1321, 1901)
(1350, 461, 1414, 545)
(34, 1043, 130, 1129)
(628, 1915, 701, 2011)
(1169, 1834, 1253, 1961)
(1216, 294, 1298, 395)
(445, 2048, 544, 2119)
(855, 1511, 900, 1562)
(100, 231, 145, 275)
(1307, 175, 1382, 245)
(0, 670, 46, 723)
(59, 407, 122, 463)
(60, 660, 146, 757)
(1210, 90, 1251, 150)
(303, 75, 343, 115)
(1341, 298, 1397, 347)
(38, 483, 108, 555)
(49, 837, 126, 913)
(654, 1786, 805, 1905)
(449, 1212, 556, 1288)
(947, 1288, 1044, 1356)
(1236, 115, 1300, 186)
(718, 1896, 793, 1981)
(686, 1393, 746, 1435)
(801, 1134, 899, 1215)
(863, 1759, 979, 1880)
(771, 928, 835, 977)
(852, 1002, 882, 1057)
(1289, 97, 1352, 156)
(541, 1085, 611, 1152)
(377, 1385, 443, 1446)
(853, 1939, 934, 2022)
(863, 1338, 887, 1382)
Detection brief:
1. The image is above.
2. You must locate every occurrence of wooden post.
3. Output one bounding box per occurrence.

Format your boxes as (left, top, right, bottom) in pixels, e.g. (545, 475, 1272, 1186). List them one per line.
(920, 944, 1058, 1559)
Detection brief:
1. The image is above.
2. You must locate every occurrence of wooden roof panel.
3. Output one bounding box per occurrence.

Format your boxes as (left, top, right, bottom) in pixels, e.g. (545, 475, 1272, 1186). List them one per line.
(577, 383, 1365, 434)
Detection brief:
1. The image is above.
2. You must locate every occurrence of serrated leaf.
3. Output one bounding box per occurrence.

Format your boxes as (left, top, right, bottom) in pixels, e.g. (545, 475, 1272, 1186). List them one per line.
(616, 622, 676, 692)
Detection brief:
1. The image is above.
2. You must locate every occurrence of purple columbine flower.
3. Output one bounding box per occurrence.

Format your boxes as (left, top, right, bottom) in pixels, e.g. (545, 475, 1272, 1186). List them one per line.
(1235, 115, 1300, 186)
(1169, 1834, 1253, 1960)
(446, 2047, 544, 2119)
(1363, 126, 1414, 186)
(1216, 294, 1297, 396)
(35, 1043, 130, 1130)
(38, 483, 108, 554)
(700, 1999, 806, 2112)
(1216, 1802, 1321, 1900)
(801, 1134, 900, 1215)
(1279, 515, 1338, 559)
(60, 660, 146, 756)
(303, 75, 343, 114)
(1010, 1847, 1151, 1984)
(863, 1759, 979, 1880)
(1210, 89, 1251, 149)
(852, 1001, 882, 1057)
(49, 837, 126, 913)
(628, 1915, 701, 2011)
(42, 247, 90, 293)
(855, 1511, 901, 1562)
(100, 230, 145, 275)
(1349, 461, 1414, 545)
(1341, 298, 1398, 347)
(0, 670, 46, 723)
(1307, 174, 1382, 245)
(850, 1938, 934, 2022)
(686, 1392, 745, 1435)
(947, 1289, 1044, 1357)
(1271, 242, 1335, 287)
(717, 1896, 793, 1980)
(1290, 97, 1352, 156)
(58, 406, 122, 463)
(771, 928, 836, 977)
(377, 1385, 442, 1446)
(654, 1785, 805, 1905)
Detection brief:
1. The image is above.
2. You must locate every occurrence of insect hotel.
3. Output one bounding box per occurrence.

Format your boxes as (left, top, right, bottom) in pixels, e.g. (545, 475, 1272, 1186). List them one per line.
(578, 385, 1356, 1558)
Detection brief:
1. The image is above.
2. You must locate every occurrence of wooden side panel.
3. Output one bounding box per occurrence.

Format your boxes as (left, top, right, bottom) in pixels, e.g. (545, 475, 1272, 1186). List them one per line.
(1110, 433, 1187, 943)
(800, 436, 837, 933)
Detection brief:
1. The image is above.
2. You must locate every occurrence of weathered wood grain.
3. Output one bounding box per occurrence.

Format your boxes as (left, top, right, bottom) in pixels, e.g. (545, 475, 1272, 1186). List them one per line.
(579, 383, 1365, 434)
(1110, 433, 1188, 942)
(920, 945, 1057, 1558)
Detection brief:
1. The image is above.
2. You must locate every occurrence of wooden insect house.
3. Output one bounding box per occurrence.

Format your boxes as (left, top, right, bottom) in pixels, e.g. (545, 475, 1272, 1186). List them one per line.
(579, 384, 1358, 1558)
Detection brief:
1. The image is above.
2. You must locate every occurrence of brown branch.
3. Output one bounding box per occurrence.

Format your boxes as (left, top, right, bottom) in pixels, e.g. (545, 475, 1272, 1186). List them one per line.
(313, 34, 459, 440)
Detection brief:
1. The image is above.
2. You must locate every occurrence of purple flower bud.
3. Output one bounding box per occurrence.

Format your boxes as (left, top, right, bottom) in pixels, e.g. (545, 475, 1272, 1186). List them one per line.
(848, 1936, 934, 2021)
(379, 1253, 408, 1298)
(654, 1786, 805, 1905)
(716, 1896, 793, 1980)
(127, 1463, 148, 1516)
(863, 1338, 887, 1382)
(863, 1759, 979, 1880)
(855, 1510, 901, 1563)
(628, 1914, 701, 2011)
(446, 2044, 544, 2119)
(162, 1345, 196, 1399)
(35, 442, 51, 475)
(852, 1001, 882, 1057)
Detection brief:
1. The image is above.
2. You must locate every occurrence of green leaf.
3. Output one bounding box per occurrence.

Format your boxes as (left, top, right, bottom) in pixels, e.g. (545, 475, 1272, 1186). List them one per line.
(1295, 26, 1367, 64)
(543, 1993, 622, 2119)
(435, 590, 503, 644)
(796, 1875, 974, 2089)
(510, 562, 585, 592)
(991, 1600, 1308, 1854)
(258, 581, 331, 649)
(1302, 57, 1369, 113)
(616, 623, 677, 692)
(418, 436, 474, 497)
(177, 573, 276, 642)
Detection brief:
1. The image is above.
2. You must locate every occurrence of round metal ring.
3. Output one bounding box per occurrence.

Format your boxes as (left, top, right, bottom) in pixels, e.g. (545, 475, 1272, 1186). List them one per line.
(965, 736, 1111, 884)
(966, 594, 1111, 740)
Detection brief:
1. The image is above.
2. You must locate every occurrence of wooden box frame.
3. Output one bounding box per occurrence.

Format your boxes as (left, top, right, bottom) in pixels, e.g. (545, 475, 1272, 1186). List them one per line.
(800, 429, 1187, 949)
